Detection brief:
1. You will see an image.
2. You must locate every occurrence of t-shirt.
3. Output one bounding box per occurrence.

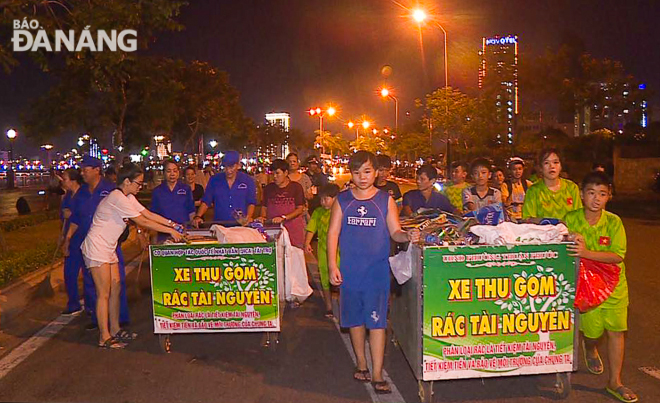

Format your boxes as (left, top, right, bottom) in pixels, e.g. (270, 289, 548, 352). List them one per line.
(462, 186, 503, 211)
(508, 180, 534, 220)
(522, 178, 582, 220)
(291, 172, 312, 197)
(263, 181, 305, 248)
(70, 178, 116, 246)
(564, 209, 628, 309)
(151, 182, 195, 225)
(402, 189, 457, 215)
(201, 171, 257, 221)
(441, 181, 469, 213)
(191, 183, 204, 202)
(376, 180, 402, 201)
(82, 190, 145, 263)
(305, 207, 338, 270)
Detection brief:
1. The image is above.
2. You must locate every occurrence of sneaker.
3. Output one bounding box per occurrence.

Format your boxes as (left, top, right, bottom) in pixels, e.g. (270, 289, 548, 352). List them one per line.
(62, 307, 83, 316)
(85, 323, 99, 331)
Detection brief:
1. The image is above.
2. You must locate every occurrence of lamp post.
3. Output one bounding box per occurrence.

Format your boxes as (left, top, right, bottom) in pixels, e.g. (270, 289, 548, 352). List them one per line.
(379, 88, 399, 132)
(412, 8, 450, 171)
(6, 129, 17, 189)
(308, 106, 337, 154)
(41, 144, 54, 168)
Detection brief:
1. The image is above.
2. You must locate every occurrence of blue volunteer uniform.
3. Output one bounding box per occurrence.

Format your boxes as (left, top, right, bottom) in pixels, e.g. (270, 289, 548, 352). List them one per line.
(402, 189, 457, 215)
(61, 190, 81, 312)
(201, 171, 256, 221)
(151, 181, 194, 241)
(337, 189, 391, 329)
(71, 178, 130, 325)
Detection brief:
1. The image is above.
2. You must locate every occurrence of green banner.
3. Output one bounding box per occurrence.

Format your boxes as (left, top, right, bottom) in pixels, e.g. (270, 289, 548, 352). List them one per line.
(422, 244, 577, 380)
(150, 242, 279, 333)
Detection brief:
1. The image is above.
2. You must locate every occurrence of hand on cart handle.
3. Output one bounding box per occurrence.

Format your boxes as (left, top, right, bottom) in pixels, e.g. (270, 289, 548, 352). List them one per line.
(329, 266, 342, 286)
(192, 216, 203, 228)
(169, 228, 185, 242)
(567, 234, 586, 258)
(407, 228, 421, 243)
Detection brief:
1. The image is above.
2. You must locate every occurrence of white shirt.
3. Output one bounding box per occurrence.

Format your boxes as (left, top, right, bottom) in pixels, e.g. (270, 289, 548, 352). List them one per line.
(82, 190, 145, 263)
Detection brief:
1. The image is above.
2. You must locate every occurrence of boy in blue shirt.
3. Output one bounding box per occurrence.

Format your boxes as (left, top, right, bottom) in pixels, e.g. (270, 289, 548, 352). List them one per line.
(327, 151, 419, 394)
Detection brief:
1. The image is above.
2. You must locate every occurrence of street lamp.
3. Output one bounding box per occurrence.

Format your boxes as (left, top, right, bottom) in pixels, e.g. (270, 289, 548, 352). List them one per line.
(308, 106, 338, 154)
(41, 144, 54, 168)
(411, 7, 450, 171)
(347, 121, 359, 140)
(6, 129, 17, 189)
(209, 140, 218, 149)
(379, 87, 399, 132)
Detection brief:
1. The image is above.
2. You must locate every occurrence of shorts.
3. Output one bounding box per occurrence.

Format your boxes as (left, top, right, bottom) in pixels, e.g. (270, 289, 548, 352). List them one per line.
(339, 287, 389, 329)
(83, 253, 118, 269)
(580, 305, 628, 339)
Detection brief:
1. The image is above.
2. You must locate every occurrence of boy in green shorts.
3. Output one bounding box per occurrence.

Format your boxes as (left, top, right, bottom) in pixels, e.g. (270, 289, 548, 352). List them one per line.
(304, 184, 340, 318)
(441, 161, 469, 214)
(566, 171, 637, 403)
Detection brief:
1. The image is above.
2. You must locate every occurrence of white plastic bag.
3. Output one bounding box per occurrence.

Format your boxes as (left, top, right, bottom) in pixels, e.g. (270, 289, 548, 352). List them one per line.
(210, 225, 266, 243)
(279, 227, 313, 302)
(389, 245, 413, 285)
(470, 222, 569, 245)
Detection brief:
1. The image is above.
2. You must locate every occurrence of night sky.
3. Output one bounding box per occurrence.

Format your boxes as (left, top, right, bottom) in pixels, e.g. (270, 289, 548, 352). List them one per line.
(2, 0, 660, 154)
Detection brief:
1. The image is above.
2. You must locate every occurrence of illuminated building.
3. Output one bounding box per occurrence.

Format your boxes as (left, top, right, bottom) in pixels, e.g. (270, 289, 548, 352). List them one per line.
(265, 112, 291, 157)
(153, 135, 172, 159)
(479, 34, 519, 147)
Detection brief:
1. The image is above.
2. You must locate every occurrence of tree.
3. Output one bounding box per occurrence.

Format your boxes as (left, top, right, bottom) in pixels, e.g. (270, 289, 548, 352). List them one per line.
(350, 135, 387, 154)
(2, 0, 187, 147)
(315, 131, 349, 157)
(389, 132, 429, 161)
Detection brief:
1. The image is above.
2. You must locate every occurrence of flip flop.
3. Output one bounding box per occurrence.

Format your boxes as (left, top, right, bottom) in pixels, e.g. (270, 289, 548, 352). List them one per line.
(606, 385, 638, 403)
(353, 368, 371, 383)
(372, 380, 392, 394)
(324, 310, 334, 319)
(582, 339, 603, 375)
(114, 329, 138, 341)
(98, 337, 126, 349)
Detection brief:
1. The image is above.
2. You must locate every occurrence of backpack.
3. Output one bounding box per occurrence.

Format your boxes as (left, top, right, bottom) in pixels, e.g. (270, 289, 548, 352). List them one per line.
(504, 179, 528, 196)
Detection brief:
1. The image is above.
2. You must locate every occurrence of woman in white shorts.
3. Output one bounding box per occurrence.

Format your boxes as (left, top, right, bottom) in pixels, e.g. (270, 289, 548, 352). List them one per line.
(82, 163, 184, 348)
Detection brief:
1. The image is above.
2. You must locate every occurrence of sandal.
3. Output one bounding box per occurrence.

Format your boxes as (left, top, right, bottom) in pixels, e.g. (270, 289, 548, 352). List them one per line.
(98, 337, 126, 349)
(353, 368, 371, 382)
(606, 385, 638, 403)
(324, 310, 334, 319)
(114, 329, 138, 341)
(582, 339, 603, 375)
(372, 380, 392, 394)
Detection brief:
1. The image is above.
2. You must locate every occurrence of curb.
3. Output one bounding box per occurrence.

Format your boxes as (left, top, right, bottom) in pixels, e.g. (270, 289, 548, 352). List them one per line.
(0, 239, 142, 329)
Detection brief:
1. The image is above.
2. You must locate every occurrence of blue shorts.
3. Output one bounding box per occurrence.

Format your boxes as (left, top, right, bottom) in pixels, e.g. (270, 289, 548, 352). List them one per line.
(340, 288, 389, 329)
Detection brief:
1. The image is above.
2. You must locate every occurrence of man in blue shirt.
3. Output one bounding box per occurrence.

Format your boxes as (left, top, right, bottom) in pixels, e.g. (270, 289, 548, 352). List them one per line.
(151, 160, 194, 241)
(63, 155, 130, 329)
(193, 150, 256, 226)
(402, 164, 457, 216)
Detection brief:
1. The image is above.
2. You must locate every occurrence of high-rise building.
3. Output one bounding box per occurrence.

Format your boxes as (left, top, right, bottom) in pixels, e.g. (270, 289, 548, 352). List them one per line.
(265, 112, 291, 157)
(265, 112, 291, 132)
(479, 35, 519, 147)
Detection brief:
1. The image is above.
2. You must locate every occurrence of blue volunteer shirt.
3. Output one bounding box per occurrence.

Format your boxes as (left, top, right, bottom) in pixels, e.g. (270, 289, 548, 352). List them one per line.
(70, 178, 116, 245)
(60, 191, 74, 236)
(402, 189, 457, 215)
(151, 181, 195, 225)
(201, 171, 257, 221)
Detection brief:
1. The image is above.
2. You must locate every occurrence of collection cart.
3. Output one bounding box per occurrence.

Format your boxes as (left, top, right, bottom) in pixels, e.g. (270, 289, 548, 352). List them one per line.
(391, 243, 579, 402)
(149, 223, 286, 353)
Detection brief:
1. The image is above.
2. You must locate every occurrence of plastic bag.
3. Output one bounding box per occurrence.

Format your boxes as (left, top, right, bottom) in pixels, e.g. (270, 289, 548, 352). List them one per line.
(464, 204, 505, 225)
(389, 245, 413, 284)
(574, 258, 621, 312)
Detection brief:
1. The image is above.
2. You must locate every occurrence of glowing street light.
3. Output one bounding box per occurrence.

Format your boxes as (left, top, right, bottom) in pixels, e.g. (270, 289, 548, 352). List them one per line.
(412, 8, 427, 23)
(209, 140, 218, 149)
(372, 128, 379, 135)
(347, 121, 354, 129)
(5, 129, 18, 189)
(379, 87, 399, 131)
(6, 129, 17, 140)
(307, 106, 339, 153)
(362, 120, 371, 130)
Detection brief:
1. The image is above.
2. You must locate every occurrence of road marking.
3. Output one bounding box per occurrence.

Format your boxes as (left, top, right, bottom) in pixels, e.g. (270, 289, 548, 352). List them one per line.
(639, 366, 660, 381)
(306, 257, 406, 403)
(0, 258, 141, 381)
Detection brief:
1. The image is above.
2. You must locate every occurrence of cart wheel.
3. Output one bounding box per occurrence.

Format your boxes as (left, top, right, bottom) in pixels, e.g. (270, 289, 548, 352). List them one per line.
(554, 373, 571, 399)
(159, 334, 171, 354)
(418, 380, 434, 403)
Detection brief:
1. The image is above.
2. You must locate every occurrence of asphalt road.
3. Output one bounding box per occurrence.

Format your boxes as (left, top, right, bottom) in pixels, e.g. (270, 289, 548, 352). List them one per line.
(0, 217, 658, 402)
